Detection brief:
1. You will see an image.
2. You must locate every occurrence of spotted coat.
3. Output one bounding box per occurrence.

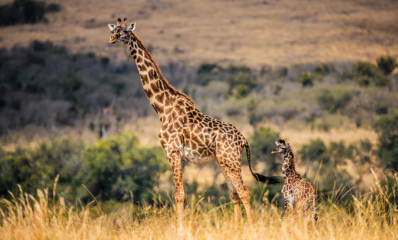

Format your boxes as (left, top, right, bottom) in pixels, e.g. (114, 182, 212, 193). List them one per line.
(107, 18, 279, 229)
(272, 140, 317, 221)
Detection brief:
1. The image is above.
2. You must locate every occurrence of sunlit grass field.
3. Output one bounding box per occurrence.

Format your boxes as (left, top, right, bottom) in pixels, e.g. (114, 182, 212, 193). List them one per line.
(1, 176, 397, 240)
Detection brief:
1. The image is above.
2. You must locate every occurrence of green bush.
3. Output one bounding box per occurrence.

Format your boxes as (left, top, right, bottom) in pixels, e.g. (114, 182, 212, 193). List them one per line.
(353, 61, 377, 77)
(111, 80, 125, 96)
(276, 66, 288, 77)
(228, 72, 257, 99)
(197, 63, 218, 75)
(249, 127, 280, 174)
(75, 132, 168, 203)
(299, 138, 329, 163)
(376, 55, 397, 75)
(101, 57, 110, 67)
(0, 132, 169, 204)
(355, 76, 370, 86)
(314, 63, 334, 75)
(227, 65, 251, 75)
(0, 0, 50, 26)
(298, 72, 314, 87)
(373, 74, 389, 87)
(317, 88, 353, 113)
(0, 138, 84, 198)
(374, 114, 398, 171)
(46, 3, 61, 13)
(352, 61, 389, 87)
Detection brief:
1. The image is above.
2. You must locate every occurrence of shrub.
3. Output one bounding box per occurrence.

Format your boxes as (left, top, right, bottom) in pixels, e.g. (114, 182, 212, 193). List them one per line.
(298, 138, 329, 163)
(228, 73, 257, 99)
(317, 88, 353, 114)
(373, 74, 389, 87)
(314, 63, 334, 75)
(0, 132, 169, 204)
(25, 81, 46, 94)
(250, 127, 280, 174)
(247, 99, 259, 126)
(87, 52, 96, 59)
(75, 132, 168, 203)
(0, 98, 6, 110)
(276, 66, 288, 77)
(374, 114, 398, 171)
(0, 0, 47, 26)
(376, 55, 397, 75)
(227, 65, 251, 75)
(197, 63, 218, 75)
(351, 61, 389, 87)
(298, 72, 314, 87)
(46, 3, 61, 13)
(101, 57, 110, 67)
(111, 80, 125, 96)
(355, 76, 370, 86)
(353, 61, 377, 77)
(0, 138, 84, 198)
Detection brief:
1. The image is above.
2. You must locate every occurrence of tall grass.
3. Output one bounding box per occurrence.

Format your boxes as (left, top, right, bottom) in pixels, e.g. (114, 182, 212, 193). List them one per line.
(1, 177, 397, 240)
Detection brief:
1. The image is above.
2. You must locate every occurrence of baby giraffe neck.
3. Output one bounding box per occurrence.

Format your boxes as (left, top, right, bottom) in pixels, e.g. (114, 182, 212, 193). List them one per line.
(282, 148, 298, 179)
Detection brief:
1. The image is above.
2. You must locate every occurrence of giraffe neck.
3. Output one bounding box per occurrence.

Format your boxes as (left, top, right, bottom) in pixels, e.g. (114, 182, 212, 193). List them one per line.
(124, 32, 194, 118)
(282, 147, 299, 179)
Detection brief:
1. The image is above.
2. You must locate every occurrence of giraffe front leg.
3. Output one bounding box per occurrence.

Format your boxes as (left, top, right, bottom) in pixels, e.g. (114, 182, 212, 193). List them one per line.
(168, 150, 185, 230)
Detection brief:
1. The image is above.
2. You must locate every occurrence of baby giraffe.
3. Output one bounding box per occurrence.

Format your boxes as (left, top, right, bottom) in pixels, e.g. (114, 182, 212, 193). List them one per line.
(272, 139, 318, 222)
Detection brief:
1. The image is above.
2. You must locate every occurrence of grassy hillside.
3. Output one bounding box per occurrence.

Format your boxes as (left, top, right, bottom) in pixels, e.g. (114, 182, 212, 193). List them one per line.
(0, 0, 397, 67)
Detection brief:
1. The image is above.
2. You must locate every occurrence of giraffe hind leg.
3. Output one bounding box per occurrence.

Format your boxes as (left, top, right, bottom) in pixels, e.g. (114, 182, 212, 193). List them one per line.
(220, 167, 241, 228)
(217, 154, 253, 225)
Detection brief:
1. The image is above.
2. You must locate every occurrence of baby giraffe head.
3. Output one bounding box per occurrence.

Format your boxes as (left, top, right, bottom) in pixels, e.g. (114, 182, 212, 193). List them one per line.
(108, 18, 136, 44)
(271, 139, 290, 155)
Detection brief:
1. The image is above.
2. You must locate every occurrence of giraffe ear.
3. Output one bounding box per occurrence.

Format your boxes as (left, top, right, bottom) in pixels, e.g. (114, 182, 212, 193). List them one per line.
(275, 141, 280, 146)
(287, 142, 290, 148)
(108, 24, 116, 32)
(127, 22, 136, 31)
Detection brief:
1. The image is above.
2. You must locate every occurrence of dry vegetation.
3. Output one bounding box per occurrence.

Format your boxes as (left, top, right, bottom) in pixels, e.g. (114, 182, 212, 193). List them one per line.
(0, 0, 397, 67)
(1, 177, 397, 240)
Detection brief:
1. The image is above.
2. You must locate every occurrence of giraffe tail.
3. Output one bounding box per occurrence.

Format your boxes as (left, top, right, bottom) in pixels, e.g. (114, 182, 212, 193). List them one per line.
(244, 143, 282, 185)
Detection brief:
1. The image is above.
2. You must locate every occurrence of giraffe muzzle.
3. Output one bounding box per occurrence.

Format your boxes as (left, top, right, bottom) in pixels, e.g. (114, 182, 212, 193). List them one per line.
(109, 37, 117, 44)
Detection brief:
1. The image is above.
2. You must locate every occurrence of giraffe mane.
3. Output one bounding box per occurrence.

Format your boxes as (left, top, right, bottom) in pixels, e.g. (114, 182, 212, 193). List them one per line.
(131, 32, 195, 107)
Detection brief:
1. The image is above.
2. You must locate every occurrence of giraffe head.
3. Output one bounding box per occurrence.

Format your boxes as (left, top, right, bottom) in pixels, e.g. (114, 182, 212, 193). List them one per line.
(271, 139, 290, 155)
(108, 18, 136, 44)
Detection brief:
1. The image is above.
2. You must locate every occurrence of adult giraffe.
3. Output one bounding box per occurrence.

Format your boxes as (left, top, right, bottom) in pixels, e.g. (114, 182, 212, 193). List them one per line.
(107, 18, 280, 229)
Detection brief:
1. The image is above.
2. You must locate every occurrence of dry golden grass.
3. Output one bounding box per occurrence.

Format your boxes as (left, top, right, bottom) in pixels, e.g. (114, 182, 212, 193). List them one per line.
(0, 0, 397, 67)
(1, 178, 398, 240)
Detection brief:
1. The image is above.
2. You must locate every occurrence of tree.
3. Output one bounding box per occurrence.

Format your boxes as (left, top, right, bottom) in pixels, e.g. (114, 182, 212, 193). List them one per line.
(376, 55, 397, 75)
